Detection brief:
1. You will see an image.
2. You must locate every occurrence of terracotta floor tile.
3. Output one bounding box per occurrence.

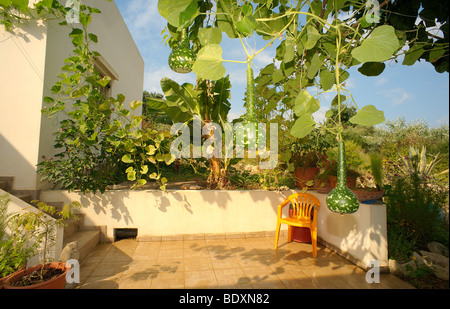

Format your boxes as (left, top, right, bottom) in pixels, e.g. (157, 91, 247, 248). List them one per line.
(77, 238, 414, 289)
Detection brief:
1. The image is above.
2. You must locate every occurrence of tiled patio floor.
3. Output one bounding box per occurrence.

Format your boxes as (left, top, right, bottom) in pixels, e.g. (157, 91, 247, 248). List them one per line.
(77, 236, 414, 289)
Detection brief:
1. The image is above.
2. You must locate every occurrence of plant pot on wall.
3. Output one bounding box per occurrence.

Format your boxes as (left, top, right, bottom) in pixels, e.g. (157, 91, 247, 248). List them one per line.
(294, 167, 319, 189)
(3, 262, 70, 289)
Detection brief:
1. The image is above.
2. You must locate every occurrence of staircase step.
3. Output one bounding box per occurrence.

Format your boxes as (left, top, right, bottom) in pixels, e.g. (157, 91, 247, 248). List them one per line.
(16, 194, 32, 204)
(63, 230, 100, 262)
(63, 218, 80, 240)
(0, 181, 8, 192)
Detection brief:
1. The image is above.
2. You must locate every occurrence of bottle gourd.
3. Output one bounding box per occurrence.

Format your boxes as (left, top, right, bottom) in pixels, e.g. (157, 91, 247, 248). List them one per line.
(168, 29, 196, 74)
(326, 140, 360, 214)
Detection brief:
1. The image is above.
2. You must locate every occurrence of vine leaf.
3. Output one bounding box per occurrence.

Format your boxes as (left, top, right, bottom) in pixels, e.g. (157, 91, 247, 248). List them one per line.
(358, 62, 386, 76)
(157, 0, 198, 27)
(349, 105, 385, 126)
(192, 44, 226, 80)
(198, 27, 222, 46)
(293, 90, 320, 116)
(290, 113, 316, 138)
(351, 25, 399, 63)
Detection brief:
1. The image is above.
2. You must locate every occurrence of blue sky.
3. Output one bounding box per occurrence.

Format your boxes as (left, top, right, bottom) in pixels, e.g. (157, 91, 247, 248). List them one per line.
(115, 0, 449, 128)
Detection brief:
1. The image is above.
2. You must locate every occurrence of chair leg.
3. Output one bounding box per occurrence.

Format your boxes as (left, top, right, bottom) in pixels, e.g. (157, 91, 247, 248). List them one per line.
(311, 227, 317, 258)
(287, 225, 292, 243)
(274, 221, 281, 250)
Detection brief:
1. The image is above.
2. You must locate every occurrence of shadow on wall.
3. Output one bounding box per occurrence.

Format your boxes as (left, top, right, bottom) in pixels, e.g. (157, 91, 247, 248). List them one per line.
(0, 134, 38, 190)
(78, 191, 134, 225)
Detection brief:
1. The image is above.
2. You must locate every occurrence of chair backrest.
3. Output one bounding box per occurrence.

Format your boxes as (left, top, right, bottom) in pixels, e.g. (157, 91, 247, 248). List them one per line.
(288, 193, 320, 219)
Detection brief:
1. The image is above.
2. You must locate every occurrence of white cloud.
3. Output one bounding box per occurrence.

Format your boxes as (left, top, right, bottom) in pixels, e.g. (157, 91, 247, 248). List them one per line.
(313, 106, 330, 124)
(374, 77, 388, 86)
(379, 88, 413, 106)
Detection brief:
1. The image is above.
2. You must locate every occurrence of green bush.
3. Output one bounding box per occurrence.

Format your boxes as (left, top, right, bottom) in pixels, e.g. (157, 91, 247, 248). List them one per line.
(387, 224, 417, 263)
(384, 174, 449, 248)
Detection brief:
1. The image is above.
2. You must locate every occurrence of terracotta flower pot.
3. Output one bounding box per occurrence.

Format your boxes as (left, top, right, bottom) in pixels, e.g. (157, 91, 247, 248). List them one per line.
(294, 167, 319, 189)
(288, 209, 312, 243)
(0, 265, 26, 289)
(3, 262, 70, 289)
(350, 189, 385, 202)
(329, 176, 356, 189)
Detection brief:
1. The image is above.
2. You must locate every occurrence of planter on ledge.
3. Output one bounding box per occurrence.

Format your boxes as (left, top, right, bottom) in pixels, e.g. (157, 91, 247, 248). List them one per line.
(294, 167, 319, 189)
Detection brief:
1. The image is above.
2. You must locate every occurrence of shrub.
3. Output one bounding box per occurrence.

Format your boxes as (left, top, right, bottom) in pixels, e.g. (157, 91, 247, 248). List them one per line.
(384, 174, 449, 248)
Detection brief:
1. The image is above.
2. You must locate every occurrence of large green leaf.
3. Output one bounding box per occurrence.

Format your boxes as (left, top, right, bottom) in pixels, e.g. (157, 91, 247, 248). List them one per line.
(290, 113, 316, 138)
(351, 25, 399, 63)
(0, 0, 11, 8)
(293, 90, 320, 116)
(161, 78, 201, 116)
(216, 0, 239, 38)
(157, 0, 198, 27)
(198, 27, 222, 46)
(358, 62, 386, 76)
(192, 44, 226, 80)
(349, 105, 385, 126)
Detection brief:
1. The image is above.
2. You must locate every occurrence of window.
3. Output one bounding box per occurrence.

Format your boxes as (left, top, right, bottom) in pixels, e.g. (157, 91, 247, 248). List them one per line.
(94, 55, 119, 99)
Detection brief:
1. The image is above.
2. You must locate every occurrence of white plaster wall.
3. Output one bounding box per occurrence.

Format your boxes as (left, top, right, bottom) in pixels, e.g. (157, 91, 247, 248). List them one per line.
(0, 20, 49, 190)
(1, 0, 144, 191)
(39, 189, 388, 268)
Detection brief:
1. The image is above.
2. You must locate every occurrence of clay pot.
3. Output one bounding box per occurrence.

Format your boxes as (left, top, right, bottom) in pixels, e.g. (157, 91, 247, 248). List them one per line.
(294, 167, 319, 189)
(288, 209, 312, 243)
(0, 265, 26, 289)
(3, 262, 70, 289)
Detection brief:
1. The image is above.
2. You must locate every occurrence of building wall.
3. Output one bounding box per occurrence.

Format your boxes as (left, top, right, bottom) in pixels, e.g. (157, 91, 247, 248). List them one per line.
(0, 0, 144, 191)
(0, 20, 49, 191)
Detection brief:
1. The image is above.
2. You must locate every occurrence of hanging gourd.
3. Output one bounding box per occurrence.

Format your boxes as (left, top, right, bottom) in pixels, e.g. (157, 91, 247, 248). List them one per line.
(246, 66, 257, 122)
(243, 66, 258, 147)
(326, 140, 360, 214)
(168, 28, 196, 74)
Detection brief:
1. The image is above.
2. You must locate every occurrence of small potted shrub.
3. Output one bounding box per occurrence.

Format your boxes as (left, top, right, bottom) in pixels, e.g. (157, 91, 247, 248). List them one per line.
(1, 194, 38, 288)
(291, 130, 331, 189)
(3, 201, 80, 289)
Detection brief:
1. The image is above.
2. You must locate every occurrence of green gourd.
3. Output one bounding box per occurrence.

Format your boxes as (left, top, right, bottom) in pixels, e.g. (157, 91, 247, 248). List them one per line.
(244, 66, 258, 146)
(246, 66, 256, 122)
(326, 140, 360, 214)
(168, 29, 196, 74)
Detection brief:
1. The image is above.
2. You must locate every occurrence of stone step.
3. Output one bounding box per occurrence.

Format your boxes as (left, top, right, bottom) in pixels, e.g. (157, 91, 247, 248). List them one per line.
(63, 218, 80, 241)
(16, 194, 32, 204)
(0, 181, 8, 192)
(63, 230, 100, 262)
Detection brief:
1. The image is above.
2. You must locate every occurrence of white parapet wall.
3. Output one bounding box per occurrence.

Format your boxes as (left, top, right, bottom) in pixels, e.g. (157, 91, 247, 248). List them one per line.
(39, 189, 388, 269)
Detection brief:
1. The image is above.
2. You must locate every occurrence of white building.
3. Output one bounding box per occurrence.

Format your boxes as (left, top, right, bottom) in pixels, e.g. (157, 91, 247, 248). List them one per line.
(0, 0, 144, 195)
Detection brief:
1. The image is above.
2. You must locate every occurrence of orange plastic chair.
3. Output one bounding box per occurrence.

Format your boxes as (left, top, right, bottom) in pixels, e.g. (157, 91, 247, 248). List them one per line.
(274, 192, 321, 258)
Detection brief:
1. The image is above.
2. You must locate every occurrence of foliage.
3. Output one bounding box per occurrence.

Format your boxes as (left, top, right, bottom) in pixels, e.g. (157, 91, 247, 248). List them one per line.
(0, 193, 10, 241)
(384, 174, 449, 247)
(387, 223, 417, 264)
(369, 152, 383, 189)
(325, 140, 368, 177)
(0, 194, 38, 278)
(397, 146, 441, 179)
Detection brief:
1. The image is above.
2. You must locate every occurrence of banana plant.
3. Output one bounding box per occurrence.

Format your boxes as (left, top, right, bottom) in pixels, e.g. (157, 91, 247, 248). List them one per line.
(145, 75, 232, 187)
(397, 146, 441, 178)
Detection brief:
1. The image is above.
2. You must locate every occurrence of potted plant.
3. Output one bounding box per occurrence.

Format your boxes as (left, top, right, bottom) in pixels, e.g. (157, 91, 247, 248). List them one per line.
(3, 200, 80, 289)
(325, 140, 366, 189)
(291, 129, 331, 189)
(350, 153, 385, 202)
(1, 194, 38, 289)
